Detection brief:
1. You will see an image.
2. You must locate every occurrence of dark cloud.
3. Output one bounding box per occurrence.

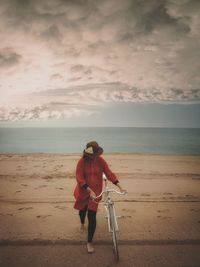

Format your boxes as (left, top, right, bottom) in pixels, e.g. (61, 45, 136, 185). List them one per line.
(40, 24, 62, 41)
(70, 64, 92, 76)
(1, 0, 37, 26)
(0, 0, 196, 34)
(68, 76, 82, 82)
(133, 1, 182, 32)
(70, 64, 118, 81)
(70, 64, 85, 72)
(50, 73, 63, 80)
(111, 0, 191, 44)
(0, 48, 22, 68)
(0, 0, 197, 46)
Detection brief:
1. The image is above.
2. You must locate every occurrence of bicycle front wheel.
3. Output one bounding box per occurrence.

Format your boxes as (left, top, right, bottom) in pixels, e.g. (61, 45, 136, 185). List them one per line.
(108, 204, 119, 261)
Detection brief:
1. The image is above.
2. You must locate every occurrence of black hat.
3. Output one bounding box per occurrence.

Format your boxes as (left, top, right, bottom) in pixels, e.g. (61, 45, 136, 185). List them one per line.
(83, 141, 103, 157)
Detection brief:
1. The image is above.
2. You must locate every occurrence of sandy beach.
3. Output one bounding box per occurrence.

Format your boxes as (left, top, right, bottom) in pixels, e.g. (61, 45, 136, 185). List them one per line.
(0, 153, 200, 267)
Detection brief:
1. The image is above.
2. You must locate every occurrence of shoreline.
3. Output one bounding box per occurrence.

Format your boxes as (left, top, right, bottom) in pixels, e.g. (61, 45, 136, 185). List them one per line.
(1, 152, 200, 156)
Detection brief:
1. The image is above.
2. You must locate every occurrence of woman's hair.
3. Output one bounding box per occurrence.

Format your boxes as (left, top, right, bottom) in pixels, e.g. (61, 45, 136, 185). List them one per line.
(83, 151, 95, 161)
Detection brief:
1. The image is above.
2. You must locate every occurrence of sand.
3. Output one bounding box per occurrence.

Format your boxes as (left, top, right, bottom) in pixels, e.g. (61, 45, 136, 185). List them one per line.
(0, 153, 200, 267)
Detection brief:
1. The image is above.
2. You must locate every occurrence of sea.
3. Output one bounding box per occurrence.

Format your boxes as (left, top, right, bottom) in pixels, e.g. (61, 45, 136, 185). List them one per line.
(0, 127, 200, 154)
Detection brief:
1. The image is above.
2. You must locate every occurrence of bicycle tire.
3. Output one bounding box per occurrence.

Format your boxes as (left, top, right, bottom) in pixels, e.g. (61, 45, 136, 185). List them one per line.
(108, 204, 119, 261)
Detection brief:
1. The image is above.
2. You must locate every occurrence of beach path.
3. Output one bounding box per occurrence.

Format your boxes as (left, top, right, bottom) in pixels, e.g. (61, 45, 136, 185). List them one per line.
(0, 153, 200, 267)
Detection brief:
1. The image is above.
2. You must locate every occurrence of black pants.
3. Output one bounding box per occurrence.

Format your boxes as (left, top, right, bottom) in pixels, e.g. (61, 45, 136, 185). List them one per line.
(79, 206, 96, 243)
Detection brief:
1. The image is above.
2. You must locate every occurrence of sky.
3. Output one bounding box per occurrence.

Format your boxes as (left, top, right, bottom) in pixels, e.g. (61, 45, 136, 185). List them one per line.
(0, 0, 200, 127)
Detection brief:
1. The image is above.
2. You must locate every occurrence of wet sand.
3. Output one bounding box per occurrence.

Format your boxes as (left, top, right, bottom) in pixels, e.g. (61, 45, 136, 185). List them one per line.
(0, 153, 200, 266)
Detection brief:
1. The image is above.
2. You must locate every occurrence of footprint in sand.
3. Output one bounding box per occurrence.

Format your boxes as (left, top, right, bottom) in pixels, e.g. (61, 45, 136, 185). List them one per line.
(185, 194, 194, 198)
(0, 213, 13, 216)
(121, 215, 132, 219)
(122, 208, 136, 213)
(163, 192, 173, 195)
(21, 184, 28, 187)
(56, 165, 63, 168)
(157, 215, 172, 220)
(36, 215, 52, 219)
(68, 174, 74, 179)
(56, 187, 64, 190)
(190, 208, 200, 212)
(54, 205, 67, 210)
(161, 216, 172, 220)
(157, 209, 170, 213)
(15, 190, 21, 193)
(34, 185, 48, 189)
(42, 176, 53, 180)
(141, 193, 151, 197)
(18, 207, 33, 211)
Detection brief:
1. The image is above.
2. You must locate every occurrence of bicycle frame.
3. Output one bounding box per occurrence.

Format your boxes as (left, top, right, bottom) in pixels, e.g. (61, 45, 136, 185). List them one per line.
(94, 179, 126, 228)
(103, 187, 119, 232)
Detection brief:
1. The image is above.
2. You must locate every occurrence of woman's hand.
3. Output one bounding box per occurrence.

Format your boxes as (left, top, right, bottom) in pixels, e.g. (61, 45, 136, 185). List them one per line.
(116, 183, 127, 195)
(119, 187, 127, 194)
(86, 187, 96, 199)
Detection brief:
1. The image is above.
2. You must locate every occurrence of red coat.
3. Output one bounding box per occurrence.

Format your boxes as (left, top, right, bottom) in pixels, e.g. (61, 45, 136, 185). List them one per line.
(73, 156, 118, 211)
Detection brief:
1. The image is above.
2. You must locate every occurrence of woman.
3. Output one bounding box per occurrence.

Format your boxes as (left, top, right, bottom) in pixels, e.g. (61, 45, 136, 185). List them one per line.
(73, 141, 126, 253)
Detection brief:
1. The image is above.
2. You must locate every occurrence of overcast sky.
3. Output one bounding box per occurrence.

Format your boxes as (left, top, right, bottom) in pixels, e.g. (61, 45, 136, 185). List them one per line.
(0, 0, 200, 127)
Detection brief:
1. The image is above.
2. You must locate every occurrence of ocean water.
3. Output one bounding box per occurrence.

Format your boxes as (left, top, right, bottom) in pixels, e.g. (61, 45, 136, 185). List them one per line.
(0, 127, 200, 154)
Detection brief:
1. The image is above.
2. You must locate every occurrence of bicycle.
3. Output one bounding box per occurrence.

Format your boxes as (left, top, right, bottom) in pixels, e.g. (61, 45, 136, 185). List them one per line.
(93, 177, 127, 261)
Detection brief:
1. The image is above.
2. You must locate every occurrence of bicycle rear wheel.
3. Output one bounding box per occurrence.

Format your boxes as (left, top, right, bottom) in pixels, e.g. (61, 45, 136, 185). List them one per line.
(108, 204, 119, 261)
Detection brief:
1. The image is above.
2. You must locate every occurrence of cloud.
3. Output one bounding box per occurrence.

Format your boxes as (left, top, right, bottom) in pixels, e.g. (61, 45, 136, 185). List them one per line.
(40, 24, 62, 41)
(28, 82, 200, 103)
(0, 102, 93, 122)
(70, 64, 116, 81)
(0, 0, 199, 122)
(50, 73, 63, 80)
(71, 64, 88, 73)
(0, 82, 199, 121)
(0, 48, 22, 68)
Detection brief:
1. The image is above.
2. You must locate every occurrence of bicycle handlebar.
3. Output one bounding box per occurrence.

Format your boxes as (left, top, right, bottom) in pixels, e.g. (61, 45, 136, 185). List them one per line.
(94, 188, 127, 200)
